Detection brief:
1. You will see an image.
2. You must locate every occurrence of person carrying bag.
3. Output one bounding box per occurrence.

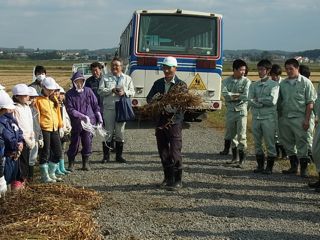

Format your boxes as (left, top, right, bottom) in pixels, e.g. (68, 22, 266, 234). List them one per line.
(98, 57, 135, 163)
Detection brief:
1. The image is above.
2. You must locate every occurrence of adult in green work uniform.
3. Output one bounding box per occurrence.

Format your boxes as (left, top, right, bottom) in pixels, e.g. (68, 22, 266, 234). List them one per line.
(249, 59, 279, 174)
(309, 82, 320, 191)
(278, 58, 317, 178)
(299, 64, 315, 162)
(221, 59, 251, 166)
(270, 64, 287, 159)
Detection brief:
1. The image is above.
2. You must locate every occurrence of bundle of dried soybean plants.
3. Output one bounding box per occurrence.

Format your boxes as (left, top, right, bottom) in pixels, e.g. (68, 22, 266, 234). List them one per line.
(139, 83, 203, 119)
(0, 184, 103, 240)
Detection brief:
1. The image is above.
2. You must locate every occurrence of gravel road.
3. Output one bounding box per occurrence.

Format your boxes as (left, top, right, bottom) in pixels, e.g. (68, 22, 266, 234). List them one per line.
(64, 120, 320, 240)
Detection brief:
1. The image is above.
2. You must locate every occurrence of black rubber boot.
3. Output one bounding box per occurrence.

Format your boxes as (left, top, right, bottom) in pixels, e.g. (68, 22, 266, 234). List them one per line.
(82, 155, 91, 171)
(101, 142, 110, 163)
(282, 155, 298, 174)
(279, 145, 288, 159)
(159, 168, 169, 188)
(67, 156, 75, 172)
(227, 147, 238, 164)
(219, 140, 231, 155)
(308, 174, 320, 188)
(263, 156, 276, 175)
(238, 150, 246, 167)
(116, 141, 126, 163)
(111, 138, 116, 153)
(300, 158, 309, 178)
(253, 154, 265, 173)
(275, 143, 281, 158)
(164, 167, 176, 191)
(173, 169, 183, 189)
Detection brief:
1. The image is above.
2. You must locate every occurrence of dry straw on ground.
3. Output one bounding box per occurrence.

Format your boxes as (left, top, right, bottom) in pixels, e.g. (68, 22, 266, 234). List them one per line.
(0, 184, 103, 240)
(139, 83, 203, 119)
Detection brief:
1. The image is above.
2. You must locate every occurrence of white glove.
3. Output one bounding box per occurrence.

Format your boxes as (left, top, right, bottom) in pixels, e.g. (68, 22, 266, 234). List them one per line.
(38, 139, 44, 148)
(96, 124, 108, 138)
(65, 126, 72, 134)
(25, 138, 36, 149)
(164, 104, 177, 113)
(0, 176, 7, 198)
(59, 128, 64, 138)
(152, 92, 162, 101)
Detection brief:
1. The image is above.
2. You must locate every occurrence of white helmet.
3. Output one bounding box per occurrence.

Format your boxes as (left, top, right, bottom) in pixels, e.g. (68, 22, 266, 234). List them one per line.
(28, 86, 39, 97)
(59, 86, 66, 93)
(12, 84, 30, 96)
(55, 83, 61, 90)
(0, 91, 15, 109)
(42, 77, 58, 90)
(162, 56, 178, 67)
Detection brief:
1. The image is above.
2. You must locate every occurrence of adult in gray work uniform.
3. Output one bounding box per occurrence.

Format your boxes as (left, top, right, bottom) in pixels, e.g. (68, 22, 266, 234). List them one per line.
(98, 57, 135, 163)
(221, 59, 251, 166)
(248, 59, 279, 174)
(278, 58, 317, 178)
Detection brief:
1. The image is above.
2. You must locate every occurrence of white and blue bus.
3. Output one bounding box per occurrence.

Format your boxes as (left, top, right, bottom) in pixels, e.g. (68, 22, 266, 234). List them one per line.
(118, 9, 223, 116)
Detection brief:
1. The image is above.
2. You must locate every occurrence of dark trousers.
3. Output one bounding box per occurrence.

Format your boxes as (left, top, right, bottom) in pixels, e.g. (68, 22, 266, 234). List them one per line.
(39, 130, 62, 164)
(67, 128, 93, 158)
(155, 123, 183, 170)
(19, 144, 30, 180)
(4, 156, 19, 184)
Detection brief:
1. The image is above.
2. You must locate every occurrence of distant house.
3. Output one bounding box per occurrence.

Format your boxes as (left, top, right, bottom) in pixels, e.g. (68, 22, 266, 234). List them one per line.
(295, 56, 310, 63)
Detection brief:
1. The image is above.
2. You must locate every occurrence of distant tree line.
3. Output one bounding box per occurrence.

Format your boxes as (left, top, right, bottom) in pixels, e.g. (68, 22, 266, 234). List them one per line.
(0, 50, 60, 60)
(28, 51, 61, 60)
(224, 49, 320, 62)
(0, 47, 117, 60)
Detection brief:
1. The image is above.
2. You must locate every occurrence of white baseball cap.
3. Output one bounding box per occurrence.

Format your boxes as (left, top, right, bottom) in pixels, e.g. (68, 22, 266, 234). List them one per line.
(12, 84, 30, 96)
(0, 84, 5, 90)
(42, 77, 58, 90)
(0, 91, 15, 109)
(162, 56, 178, 67)
(59, 86, 66, 93)
(28, 86, 39, 97)
(55, 83, 61, 90)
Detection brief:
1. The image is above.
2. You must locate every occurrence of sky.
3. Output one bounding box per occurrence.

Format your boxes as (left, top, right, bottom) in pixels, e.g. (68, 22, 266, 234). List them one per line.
(0, 0, 319, 51)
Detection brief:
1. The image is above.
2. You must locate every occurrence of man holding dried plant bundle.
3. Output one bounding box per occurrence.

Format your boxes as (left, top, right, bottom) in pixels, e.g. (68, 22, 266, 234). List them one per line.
(147, 56, 187, 191)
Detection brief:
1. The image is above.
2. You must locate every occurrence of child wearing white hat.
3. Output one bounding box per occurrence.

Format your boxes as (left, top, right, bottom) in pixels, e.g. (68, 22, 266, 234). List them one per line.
(0, 90, 24, 196)
(12, 84, 35, 188)
(28, 86, 44, 181)
(57, 86, 72, 174)
(35, 77, 64, 183)
(48, 85, 71, 175)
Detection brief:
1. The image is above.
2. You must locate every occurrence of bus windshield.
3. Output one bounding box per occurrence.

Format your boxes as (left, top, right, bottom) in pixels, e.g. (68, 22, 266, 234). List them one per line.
(137, 14, 218, 56)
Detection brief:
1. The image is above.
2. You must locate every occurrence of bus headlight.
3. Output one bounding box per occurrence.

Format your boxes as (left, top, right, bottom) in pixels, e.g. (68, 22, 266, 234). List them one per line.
(207, 90, 215, 97)
(135, 87, 143, 94)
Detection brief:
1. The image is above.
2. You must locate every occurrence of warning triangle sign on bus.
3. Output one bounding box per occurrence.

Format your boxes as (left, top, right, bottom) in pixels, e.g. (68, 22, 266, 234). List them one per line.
(189, 73, 206, 90)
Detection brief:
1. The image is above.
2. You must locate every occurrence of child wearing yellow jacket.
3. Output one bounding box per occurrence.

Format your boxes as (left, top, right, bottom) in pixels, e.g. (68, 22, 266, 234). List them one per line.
(35, 77, 63, 183)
